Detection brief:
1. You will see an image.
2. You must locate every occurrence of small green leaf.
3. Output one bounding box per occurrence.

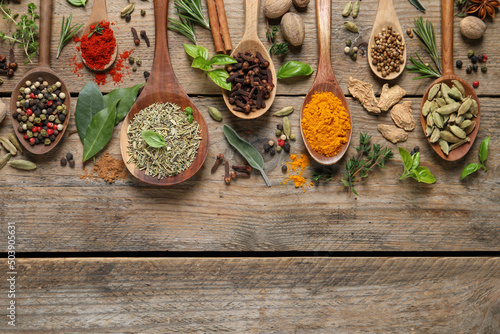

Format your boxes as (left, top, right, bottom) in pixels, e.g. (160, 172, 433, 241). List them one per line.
(398, 147, 412, 172)
(141, 130, 166, 148)
(277, 61, 314, 79)
(184, 44, 208, 60)
(209, 54, 237, 65)
(192, 56, 212, 71)
(411, 152, 420, 171)
(103, 83, 145, 125)
(408, 0, 426, 13)
(82, 101, 118, 162)
(207, 69, 231, 90)
(479, 136, 490, 164)
(413, 166, 437, 184)
(75, 81, 105, 143)
(461, 163, 481, 180)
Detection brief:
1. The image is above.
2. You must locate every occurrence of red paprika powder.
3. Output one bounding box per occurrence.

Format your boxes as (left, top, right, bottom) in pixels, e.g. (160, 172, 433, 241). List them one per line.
(76, 21, 116, 70)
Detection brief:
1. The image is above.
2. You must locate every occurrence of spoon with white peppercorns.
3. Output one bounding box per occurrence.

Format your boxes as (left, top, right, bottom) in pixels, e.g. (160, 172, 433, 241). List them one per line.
(367, 0, 406, 80)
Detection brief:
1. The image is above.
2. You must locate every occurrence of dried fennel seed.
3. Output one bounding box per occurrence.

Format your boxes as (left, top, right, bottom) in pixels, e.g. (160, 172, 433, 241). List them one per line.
(127, 102, 201, 179)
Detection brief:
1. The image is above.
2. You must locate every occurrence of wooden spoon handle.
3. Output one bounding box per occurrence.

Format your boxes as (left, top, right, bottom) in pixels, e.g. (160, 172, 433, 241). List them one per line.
(376, 0, 396, 18)
(90, 0, 108, 21)
(242, 0, 260, 41)
(316, 0, 333, 76)
(441, 0, 454, 76)
(39, 0, 52, 68)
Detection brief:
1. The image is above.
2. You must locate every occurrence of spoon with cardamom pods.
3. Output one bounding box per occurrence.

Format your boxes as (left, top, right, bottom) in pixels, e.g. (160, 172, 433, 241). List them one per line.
(367, 0, 406, 80)
(10, 0, 71, 154)
(420, 0, 480, 161)
(80, 0, 117, 71)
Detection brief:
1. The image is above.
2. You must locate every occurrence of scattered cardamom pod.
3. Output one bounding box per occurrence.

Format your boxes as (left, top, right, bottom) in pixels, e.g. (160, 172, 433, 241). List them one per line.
(208, 107, 223, 122)
(273, 106, 294, 117)
(8, 159, 36, 170)
(0, 137, 17, 156)
(352, 0, 360, 18)
(121, 3, 135, 17)
(344, 21, 358, 33)
(342, 1, 353, 17)
(0, 153, 11, 169)
(8, 133, 22, 153)
(283, 116, 291, 139)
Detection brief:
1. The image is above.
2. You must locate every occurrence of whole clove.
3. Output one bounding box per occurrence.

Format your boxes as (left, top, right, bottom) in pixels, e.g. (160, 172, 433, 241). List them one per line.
(0, 55, 5, 63)
(211, 153, 224, 174)
(232, 165, 252, 174)
(140, 30, 150, 47)
(225, 51, 274, 114)
(131, 27, 140, 45)
(224, 161, 231, 185)
(233, 171, 250, 179)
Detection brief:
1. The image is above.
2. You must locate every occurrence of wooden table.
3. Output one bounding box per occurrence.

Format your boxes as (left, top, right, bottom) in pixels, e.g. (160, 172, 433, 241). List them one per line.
(1, 0, 499, 332)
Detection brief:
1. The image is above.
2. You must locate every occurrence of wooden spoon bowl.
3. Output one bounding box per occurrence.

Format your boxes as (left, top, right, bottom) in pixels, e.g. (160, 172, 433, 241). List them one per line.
(299, 0, 352, 165)
(222, 0, 277, 120)
(10, 0, 71, 155)
(119, 0, 209, 186)
(367, 0, 406, 80)
(420, 0, 480, 161)
(80, 0, 117, 72)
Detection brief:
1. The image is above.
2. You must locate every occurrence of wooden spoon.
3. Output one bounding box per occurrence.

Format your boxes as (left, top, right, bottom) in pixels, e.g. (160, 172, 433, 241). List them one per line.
(9, 0, 71, 155)
(299, 0, 352, 165)
(80, 0, 117, 71)
(420, 0, 480, 161)
(119, 0, 209, 186)
(222, 0, 277, 120)
(367, 0, 406, 80)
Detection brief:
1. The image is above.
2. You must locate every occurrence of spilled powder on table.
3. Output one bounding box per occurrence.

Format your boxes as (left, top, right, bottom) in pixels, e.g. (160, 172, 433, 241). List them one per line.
(282, 153, 313, 191)
(80, 152, 127, 184)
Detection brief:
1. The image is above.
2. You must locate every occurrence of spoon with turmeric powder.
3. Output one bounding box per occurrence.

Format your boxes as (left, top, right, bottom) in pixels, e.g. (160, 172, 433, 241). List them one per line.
(300, 0, 352, 165)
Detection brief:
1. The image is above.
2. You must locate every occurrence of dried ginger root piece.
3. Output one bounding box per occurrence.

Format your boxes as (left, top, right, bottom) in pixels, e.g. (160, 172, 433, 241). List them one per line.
(348, 77, 381, 114)
(377, 84, 406, 112)
(390, 101, 415, 131)
(377, 124, 408, 144)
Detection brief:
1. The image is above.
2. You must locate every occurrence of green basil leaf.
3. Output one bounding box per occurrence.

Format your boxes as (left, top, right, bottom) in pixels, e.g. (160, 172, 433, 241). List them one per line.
(103, 83, 145, 125)
(82, 101, 118, 162)
(184, 44, 209, 60)
(461, 162, 481, 180)
(192, 56, 212, 71)
(207, 69, 231, 91)
(209, 54, 237, 65)
(277, 61, 314, 79)
(398, 147, 412, 172)
(411, 152, 420, 171)
(413, 166, 437, 184)
(479, 136, 490, 164)
(223, 124, 271, 187)
(141, 130, 166, 148)
(75, 81, 105, 143)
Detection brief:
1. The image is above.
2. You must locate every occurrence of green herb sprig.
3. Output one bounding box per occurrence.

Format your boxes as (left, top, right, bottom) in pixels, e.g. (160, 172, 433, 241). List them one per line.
(405, 17, 442, 79)
(398, 147, 437, 184)
(0, 1, 39, 64)
(57, 14, 83, 59)
(461, 136, 490, 180)
(266, 25, 289, 56)
(87, 23, 104, 39)
(168, 0, 210, 44)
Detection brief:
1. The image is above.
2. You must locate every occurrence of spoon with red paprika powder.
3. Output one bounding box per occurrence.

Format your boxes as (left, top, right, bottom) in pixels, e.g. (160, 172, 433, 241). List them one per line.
(9, 0, 71, 154)
(80, 0, 117, 71)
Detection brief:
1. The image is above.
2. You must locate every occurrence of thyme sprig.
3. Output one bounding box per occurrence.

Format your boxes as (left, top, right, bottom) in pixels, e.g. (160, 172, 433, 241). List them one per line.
(0, 1, 39, 64)
(266, 25, 290, 56)
(57, 14, 83, 58)
(406, 17, 442, 79)
(168, 0, 210, 44)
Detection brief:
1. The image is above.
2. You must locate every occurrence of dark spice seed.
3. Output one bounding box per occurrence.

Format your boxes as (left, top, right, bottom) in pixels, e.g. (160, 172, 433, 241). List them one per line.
(283, 142, 290, 153)
(281, 165, 287, 173)
(466, 65, 472, 74)
(69, 159, 75, 168)
(456, 60, 463, 69)
(471, 55, 478, 63)
(66, 153, 73, 161)
(472, 64, 478, 72)
(269, 148, 275, 156)
(60, 158, 67, 166)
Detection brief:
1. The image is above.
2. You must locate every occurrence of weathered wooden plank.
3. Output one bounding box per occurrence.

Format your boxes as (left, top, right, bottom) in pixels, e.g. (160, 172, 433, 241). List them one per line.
(0, 0, 498, 96)
(0, 95, 498, 252)
(4, 257, 499, 333)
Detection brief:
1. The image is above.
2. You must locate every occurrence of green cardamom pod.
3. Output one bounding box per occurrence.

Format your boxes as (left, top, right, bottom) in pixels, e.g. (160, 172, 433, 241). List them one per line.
(464, 112, 473, 120)
(433, 112, 444, 129)
(450, 125, 466, 139)
(449, 137, 470, 151)
(457, 97, 472, 115)
(430, 128, 441, 143)
(436, 102, 460, 115)
(426, 113, 434, 127)
(8, 133, 23, 153)
(435, 98, 446, 108)
(425, 125, 433, 137)
(459, 119, 473, 130)
(448, 113, 456, 124)
(121, 3, 135, 17)
(0, 137, 17, 156)
(428, 84, 440, 101)
(8, 159, 36, 170)
(0, 153, 11, 169)
(208, 107, 223, 122)
(438, 139, 450, 155)
(283, 116, 291, 139)
(344, 21, 358, 33)
(440, 130, 461, 143)
(342, 1, 353, 17)
(352, 0, 360, 18)
(470, 98, 478, 117)
(464, 121, 476, 135)
(448, 86, 463, 102)
(421, 100, 431, 117)
(452, 80, 465, 96)
(455, 114, 465, 126)
(273, 106, 294, 117)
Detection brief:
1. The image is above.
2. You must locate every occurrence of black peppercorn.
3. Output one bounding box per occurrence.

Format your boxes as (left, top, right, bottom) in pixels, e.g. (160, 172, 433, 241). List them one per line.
(69, 159, 75, 168)
(59, 114, 65, 121)
(269, 148, 276, 156)
(264, 143, 271, 153)
(60, 158, 67, 166)
(472, 64, 478, 72)
(283, 142, 290, 153)
(281, 165, 287, 173)
(125, 13, 131, 22)
(471, 55, 478, 63)
(49, 135, 56, 142)
(66, 153, 73, 161)
(466, 65, 472, 74)
(456, 60, 463, 69)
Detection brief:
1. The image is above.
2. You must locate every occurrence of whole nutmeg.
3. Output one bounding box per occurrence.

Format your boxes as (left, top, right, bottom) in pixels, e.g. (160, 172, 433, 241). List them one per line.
(293, 0, 310, 8)
(281, 13, 305, 47)
(263, 0, 292, 19)
(460, 16, 486, 39)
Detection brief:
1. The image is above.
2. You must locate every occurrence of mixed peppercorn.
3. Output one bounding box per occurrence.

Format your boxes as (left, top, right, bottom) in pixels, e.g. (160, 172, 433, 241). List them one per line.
(456, 50, 488, 89)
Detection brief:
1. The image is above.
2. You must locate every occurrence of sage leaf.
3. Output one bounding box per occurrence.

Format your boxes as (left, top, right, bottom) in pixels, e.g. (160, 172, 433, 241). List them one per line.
(82, 101, 118, 162)
(223, 124, 271, 187)
(412, 166, 436, 184)
(75, 81, 105, 143)
(208, 69, 231, 91)
(192, 57, 212, 71)
(399, 147, 412, 172)
(142, 130, 166, 148)
(479, 136, 490, 164)
(184, 44, 209, 60)
(461, 163, 481, 180)
(277, 61, 314, 79)
(209, 54, 237, 66)
(103, 83, 145, 125)
(408, 0, 426, 13)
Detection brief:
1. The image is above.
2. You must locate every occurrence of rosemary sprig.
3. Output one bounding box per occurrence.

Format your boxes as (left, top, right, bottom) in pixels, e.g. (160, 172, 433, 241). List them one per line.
(57, 14, 83, 58)
(168, 11, 197, 44)
(87, 23, 104, 38)
(168, 0, 210, 44)
(406, 53, 441, 79)
(406, 16, 442, 78)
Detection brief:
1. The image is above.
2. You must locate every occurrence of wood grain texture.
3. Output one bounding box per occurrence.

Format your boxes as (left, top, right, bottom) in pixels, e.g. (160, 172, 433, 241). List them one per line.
(4, 257, 499, 333)
(0, 0, 498, 96)
(0, 95, 498, 252)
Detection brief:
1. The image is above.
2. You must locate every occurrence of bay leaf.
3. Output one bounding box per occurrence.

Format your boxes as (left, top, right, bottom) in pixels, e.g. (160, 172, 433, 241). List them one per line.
(75, 81, 105, 143)
(103, 83, 145, 125)
(82, 100, 118, 162)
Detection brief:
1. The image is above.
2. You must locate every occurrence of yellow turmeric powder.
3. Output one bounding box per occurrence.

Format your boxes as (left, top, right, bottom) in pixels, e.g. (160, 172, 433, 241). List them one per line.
(283, 154, 312, 189)
(301, 91, 351, 157)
